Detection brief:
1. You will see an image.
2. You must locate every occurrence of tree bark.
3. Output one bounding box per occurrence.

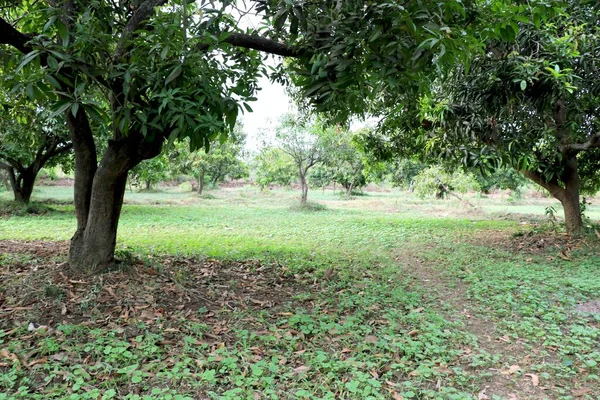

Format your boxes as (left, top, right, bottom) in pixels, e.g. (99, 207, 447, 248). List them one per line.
(68, 133, 162, 273)
(197, 170, 205, 194)
(300, 173, 308, 205)
(521, 153, 583, 235)
(145, 179, 151, 191)
(560, 155, 583, 234)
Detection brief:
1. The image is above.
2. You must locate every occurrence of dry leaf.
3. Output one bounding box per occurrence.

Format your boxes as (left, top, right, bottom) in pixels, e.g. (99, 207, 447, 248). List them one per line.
(558, 250, 571, 261)
(478, 387, 489, 400)
(572, 388, 592, 397)
(27, 357, 48, 367)
(501, 365, 522, 375)
(525, 373, 539, 386)
(385, 380, 397, 387)
(411, 307, 424, 313)
(392, 393, 404, 400)
(364, 335, 378, 344)
(293, 365, 310, 374)
(408, 329, 419, 337)
(595, 229, 600, 240)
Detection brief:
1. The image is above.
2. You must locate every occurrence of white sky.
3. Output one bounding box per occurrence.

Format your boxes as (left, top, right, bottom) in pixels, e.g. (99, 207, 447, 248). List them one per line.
(240, 73, 292, 152)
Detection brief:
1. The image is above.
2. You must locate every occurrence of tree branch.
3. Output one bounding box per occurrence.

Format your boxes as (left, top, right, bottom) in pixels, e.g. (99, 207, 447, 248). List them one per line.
(114, 0, 169, 61)
(563, 133, 600, 152)
(521, 169, 565, 202)
(0, 16, 33, 54)
(196, 32, 303, 58)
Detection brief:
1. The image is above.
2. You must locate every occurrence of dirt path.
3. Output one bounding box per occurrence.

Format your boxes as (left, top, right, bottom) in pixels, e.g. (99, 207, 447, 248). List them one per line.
(398, 250, 554, 400)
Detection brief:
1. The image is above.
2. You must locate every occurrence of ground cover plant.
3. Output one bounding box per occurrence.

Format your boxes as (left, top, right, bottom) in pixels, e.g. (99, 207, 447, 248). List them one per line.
(0, 186, 599, 399)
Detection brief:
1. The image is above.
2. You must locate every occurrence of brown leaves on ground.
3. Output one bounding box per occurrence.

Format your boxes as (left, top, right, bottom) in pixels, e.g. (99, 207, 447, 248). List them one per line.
(0, 240, 306, 337)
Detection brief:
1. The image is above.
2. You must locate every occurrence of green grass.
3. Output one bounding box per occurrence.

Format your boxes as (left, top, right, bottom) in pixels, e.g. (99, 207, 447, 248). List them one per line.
(1, 186, 599, 399)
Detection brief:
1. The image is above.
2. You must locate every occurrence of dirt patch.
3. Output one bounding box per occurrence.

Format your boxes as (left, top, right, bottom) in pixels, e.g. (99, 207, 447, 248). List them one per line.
(0, 240, 307, 342)
(397, 250, 554, 399)
(0, 240, 69, 258)
(575, 300, 600, 315)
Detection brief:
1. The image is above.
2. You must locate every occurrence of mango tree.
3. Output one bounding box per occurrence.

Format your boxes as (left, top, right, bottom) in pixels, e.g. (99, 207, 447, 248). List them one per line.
(0, 100, 71, 203)
(415, 2, 600, 233)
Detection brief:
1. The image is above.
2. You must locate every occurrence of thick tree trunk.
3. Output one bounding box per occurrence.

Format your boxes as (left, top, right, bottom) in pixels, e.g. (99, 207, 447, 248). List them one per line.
(69, 167, 128, 272)
(521, 153, 583, 235)
(197, 170, 205, 194)
(68, 133, 160, 273)
(5, 167, 37, 204)
(560, 156, 583, 234)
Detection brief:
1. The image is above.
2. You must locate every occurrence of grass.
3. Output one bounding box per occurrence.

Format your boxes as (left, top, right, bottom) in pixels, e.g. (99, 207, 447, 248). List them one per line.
(0, 186, 599, 399)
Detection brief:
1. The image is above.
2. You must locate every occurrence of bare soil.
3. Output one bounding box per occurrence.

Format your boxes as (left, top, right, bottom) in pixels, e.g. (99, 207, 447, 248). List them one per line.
(0, 240, 307, 341)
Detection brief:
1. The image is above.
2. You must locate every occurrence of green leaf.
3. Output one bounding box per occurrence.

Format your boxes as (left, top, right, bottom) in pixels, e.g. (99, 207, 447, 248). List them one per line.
(71, 103, 80, 117)
(520, 80, 527, 91)
(165, 64, 183, 85)
(16, 50, 41, 73)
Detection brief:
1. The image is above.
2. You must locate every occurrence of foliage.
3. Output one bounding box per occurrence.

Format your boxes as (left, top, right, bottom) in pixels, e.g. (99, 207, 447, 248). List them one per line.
(413, 166, 480, 199)
(129, 154, 170, 191)
(253, 148, 296, 189)
(388, 159, 427, 190)
(474, 167, 528, 195)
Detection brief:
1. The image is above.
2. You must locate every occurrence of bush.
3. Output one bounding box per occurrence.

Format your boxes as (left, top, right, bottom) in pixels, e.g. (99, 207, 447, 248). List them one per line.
(413, 166, 480, 199)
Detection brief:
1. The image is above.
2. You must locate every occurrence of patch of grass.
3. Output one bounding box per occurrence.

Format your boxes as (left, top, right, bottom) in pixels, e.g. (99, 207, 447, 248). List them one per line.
(1, 186, 600, 398)
(288, 201, 328, 212)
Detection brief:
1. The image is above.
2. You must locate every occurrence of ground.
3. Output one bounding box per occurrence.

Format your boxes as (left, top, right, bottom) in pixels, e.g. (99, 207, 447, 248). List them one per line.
(0, 186, 599, 399)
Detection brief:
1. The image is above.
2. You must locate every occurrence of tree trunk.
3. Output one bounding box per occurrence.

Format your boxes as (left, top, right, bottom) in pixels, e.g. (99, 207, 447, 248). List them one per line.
(6, 167, 37, 204)
(300, 174, 308, 205)
(69, 166, 128, 272)
(145, 179, 151, 191)
(68, 132, 160, 273)
(521, 153, 583, 235)
(197, 170, 205, 194)
(560, 155, 583, 234)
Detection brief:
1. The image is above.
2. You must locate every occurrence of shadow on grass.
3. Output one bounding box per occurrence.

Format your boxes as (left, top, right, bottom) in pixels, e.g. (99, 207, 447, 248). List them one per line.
(0, 200, 73, 217)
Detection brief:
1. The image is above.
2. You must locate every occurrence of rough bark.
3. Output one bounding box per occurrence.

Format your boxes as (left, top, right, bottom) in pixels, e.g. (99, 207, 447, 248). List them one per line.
(300, 171, 308, 205)
(560, 155, 583, 234)
(197, 170, 205, 194)
(68, 132, 163, 272)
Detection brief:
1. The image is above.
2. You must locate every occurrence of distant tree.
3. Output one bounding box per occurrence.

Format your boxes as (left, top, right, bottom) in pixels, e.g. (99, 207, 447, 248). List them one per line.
(129, 154, 169, 191)
(253, 148, 297, 190)
(474, 167, 528, 195)
(173, 129, 247, 194)
(413, 166, 480, 200)
(389, 159, 426, 191)
(274, 114, 331, 205)
(0, 101, 71, 203)
(322, 129, 368, 196)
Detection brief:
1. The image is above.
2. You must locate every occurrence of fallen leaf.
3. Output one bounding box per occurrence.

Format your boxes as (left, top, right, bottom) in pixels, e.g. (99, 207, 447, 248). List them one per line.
(385, 380, 397, 387)
(408, 329, 419, 337)
(293, 365, 310, 374)
(525, 373, 539, 386)
(411, 307, 424, 313)
(478, 387, 489, 400)
(27, 357, 48, 367)
(364, 335, 378, 344)
(595, 229, 600, 240)
(572, 388, 592, 397)
(558, 250, 571, 261)
(501, 365, 521, 375)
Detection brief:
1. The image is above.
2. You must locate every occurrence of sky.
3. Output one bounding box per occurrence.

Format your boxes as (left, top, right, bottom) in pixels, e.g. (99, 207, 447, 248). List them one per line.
(240, 73, 292, 152)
